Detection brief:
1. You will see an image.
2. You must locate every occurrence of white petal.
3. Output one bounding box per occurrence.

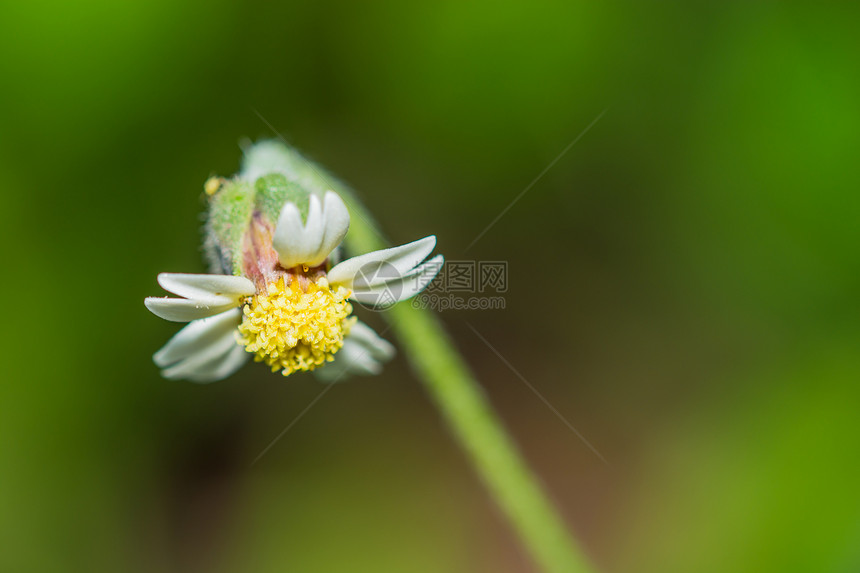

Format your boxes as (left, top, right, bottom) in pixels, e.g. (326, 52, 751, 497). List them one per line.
(272, 200, 304, 266)
(299, 194, 325, 260)
(328, 236, 437, 289)
(350, 254, 444, 305)
(311, 192, 350, 267)
(160, 327, 241, 381)
(313, 322, 395, 382)
(336, 340, 383, 375)
(155, 311, 249, 383)
(153, 309, 242, 367)
(347, 321, 396, 361)
(273, 192, 351, 268)
(157, 273, 255, 300)
(313, 338, 380, 382)
(185, 343, 249, 383)
(145, 296, 238, 322)
(272, 195, 322, 268)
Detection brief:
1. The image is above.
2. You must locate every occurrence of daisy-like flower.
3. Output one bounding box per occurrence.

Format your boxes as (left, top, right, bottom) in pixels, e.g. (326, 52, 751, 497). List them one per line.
(145, 169, 442, 383)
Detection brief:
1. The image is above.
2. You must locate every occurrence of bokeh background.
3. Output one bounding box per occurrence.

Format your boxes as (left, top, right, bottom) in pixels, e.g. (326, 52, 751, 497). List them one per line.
(1, 1, 859, 572)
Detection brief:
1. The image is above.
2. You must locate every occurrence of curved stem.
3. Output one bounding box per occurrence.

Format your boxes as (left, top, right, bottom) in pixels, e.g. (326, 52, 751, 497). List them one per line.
(243, 143, 596, 572)
(340, 195, 596, 573)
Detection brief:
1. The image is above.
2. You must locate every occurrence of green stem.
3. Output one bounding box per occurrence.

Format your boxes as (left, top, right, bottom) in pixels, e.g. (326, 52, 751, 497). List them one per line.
(340, 196, 595, 573)
(244, 143, 595, 572)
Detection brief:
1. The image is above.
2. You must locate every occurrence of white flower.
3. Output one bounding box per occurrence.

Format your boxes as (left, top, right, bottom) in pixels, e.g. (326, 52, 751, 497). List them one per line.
(145, 191, 442, 383)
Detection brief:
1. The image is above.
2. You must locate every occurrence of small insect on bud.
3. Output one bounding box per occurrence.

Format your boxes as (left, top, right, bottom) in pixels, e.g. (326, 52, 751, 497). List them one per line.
(203, 176, 223, 196)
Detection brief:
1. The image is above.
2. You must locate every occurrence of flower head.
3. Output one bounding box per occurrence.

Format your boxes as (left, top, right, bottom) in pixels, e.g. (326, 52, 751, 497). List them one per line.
(145, 145, 442, 382)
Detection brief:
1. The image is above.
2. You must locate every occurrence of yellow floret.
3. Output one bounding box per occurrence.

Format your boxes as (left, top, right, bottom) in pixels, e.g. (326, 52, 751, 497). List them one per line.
(238, 276, 354, 376)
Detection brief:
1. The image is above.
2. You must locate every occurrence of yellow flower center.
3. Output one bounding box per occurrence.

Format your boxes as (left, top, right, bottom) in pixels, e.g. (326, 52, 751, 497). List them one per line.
(238, 276, 354, 376)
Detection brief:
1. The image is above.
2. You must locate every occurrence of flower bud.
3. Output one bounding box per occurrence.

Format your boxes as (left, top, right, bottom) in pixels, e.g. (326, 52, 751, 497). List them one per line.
(204, 173, 311, 285)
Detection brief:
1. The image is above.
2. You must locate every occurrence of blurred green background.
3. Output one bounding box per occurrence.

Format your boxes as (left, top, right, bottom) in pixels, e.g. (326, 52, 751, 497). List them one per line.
(1, 1, 859, 572)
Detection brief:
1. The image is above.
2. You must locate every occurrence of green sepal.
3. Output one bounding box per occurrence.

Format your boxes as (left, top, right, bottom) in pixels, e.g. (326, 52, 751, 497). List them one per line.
(204, 178, 255, 275)
(254, 173, 310, 224)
